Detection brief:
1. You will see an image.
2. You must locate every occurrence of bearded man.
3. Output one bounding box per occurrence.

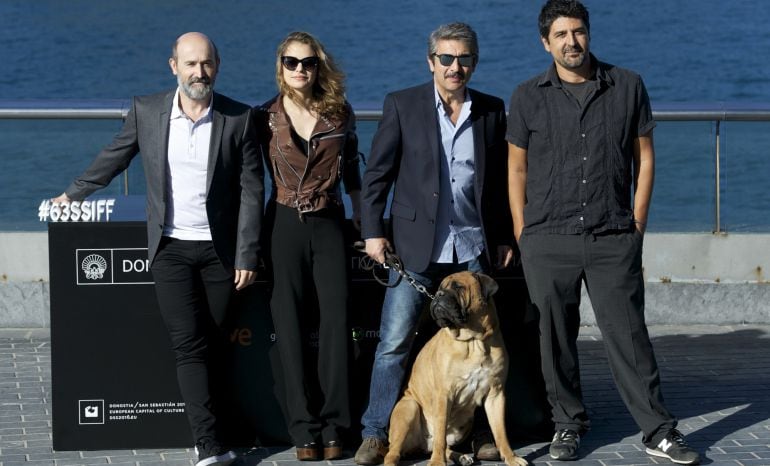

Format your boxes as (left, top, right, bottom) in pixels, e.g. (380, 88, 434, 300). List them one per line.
(53, 32, 263, 466)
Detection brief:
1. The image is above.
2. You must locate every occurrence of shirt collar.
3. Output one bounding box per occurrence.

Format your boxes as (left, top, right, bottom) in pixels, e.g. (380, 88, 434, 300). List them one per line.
(433, 84, 472, 113)
(170, 88, 214, 120)
(537, 53, 613, 88)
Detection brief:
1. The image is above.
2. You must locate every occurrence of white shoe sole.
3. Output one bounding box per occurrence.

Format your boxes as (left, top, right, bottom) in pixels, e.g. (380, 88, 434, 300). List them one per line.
(196, 450, 236, 466)
(645, 447, 699, 465)
(549, 453, 578, 461)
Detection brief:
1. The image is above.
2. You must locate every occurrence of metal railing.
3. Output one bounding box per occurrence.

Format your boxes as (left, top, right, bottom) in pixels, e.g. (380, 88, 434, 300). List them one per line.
(4, 100, 770, 121)
(3, 100, 770, 233)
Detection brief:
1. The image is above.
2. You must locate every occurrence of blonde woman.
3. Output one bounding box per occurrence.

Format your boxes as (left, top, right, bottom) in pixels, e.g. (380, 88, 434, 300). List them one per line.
(254, 31, 360, 461)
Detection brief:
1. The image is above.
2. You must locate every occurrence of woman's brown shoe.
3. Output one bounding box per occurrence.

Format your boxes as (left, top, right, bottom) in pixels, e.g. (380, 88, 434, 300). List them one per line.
(323, 440, 343, 460)
(296, 442, 321, 461)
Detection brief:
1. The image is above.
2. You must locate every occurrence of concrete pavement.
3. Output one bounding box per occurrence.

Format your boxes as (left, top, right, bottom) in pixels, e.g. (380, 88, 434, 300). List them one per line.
(1, 325, 769, 466)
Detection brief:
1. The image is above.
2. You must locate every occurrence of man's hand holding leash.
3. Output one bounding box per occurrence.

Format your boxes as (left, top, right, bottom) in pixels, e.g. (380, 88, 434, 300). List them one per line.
(364, 237, 392, 265)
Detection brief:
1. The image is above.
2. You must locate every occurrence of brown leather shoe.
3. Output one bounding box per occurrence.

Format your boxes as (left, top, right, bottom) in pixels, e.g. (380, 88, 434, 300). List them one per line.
(473, 432, 501, 461)
(354, 437, 388, 465)
(323, 440, 344, 460)
(296, 442, 321, 461)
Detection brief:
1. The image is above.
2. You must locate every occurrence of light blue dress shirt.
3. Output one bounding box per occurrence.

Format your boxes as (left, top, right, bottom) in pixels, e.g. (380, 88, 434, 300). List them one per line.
(430, 86, 484, 264)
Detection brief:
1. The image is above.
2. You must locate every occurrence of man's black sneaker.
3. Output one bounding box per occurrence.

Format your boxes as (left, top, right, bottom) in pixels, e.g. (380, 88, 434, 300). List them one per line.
(646, 429, 700, 465)
(549, 429, 580, 461)
(194, 439, 236, 466)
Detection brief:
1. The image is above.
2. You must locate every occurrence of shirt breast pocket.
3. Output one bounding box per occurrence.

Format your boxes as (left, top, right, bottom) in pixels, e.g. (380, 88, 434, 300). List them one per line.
(526, 111, 552, 149)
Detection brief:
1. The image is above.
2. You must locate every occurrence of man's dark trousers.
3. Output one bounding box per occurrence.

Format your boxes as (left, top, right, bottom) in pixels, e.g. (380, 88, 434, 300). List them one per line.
(151, 237, 234, 443)
(519, 230, 677, 446)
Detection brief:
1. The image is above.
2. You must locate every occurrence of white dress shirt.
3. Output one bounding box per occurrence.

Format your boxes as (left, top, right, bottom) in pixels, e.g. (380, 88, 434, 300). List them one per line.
(163, 89, 213, 240)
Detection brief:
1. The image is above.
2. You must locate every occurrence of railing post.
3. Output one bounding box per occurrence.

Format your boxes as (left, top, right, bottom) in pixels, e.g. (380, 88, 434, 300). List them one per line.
(714, 119, 721, 234)
(121, 111, 130, 196)
(123, 171, 129, 195)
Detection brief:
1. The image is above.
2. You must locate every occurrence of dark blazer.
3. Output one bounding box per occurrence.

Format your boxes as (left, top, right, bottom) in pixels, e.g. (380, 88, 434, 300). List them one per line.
(65, 90, 264, 271)
(361, 81, 512, 273)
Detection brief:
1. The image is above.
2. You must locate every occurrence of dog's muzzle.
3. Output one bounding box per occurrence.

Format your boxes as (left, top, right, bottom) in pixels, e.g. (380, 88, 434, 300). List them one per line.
(430, 288, 469, 328)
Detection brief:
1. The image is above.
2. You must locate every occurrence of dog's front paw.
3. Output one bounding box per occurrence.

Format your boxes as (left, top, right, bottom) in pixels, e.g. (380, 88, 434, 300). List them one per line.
(504, 455, 529, 466)
(383, 453, 400, 466)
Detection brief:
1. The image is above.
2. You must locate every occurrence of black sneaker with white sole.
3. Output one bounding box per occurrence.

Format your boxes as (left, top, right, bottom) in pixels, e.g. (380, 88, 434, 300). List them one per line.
(645, 429, 700, 465)
(194, 438, 237, 466)
(549, 429, 580, 461)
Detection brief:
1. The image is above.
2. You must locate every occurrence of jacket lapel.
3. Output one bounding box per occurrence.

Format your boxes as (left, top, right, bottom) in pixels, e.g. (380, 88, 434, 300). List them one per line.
(469, 90, 486, 201)
(158, 91, 174, 202)
(420, 83, 441, 174)
(207, 93, 224, 195)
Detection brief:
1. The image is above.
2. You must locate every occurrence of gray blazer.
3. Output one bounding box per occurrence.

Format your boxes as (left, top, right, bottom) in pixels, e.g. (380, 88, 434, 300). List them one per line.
(65, 90, 264, 271)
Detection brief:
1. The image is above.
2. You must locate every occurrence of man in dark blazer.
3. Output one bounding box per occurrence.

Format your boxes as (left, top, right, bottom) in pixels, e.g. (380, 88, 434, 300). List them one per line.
(354, 23, 512, 465)
(53, 32, 262, 466)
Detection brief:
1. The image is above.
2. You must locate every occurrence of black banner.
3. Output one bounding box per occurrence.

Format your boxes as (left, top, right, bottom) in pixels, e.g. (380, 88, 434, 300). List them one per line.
(50, 221, 550, 451)
(50, 222, 192, 450)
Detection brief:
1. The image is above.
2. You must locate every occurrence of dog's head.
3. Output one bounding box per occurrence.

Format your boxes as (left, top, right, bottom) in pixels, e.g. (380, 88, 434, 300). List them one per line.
(429, 271, 499, 339)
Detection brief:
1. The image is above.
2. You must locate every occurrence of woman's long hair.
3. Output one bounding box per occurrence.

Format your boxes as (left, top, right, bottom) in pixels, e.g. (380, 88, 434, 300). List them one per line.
(275, 31, 348, 121)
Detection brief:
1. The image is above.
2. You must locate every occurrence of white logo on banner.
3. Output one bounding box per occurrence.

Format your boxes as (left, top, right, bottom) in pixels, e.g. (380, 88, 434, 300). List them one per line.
(76, 248, 154, 285)
(81, 254, 108, 280)
(78, 399, 105, 425)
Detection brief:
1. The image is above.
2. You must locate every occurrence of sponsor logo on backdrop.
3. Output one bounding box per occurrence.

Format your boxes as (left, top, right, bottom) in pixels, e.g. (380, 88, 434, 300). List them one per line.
(349, 254, 390, 282)
(351, 255, 379, 271)
(107, 401, 186, 421)
(351, 327, 380, 342)
(76, 250, 112, 284)
(81, 254, 108, 280)
(77, 399, 186, 423)
(79, 399, 105, 425)
(76, 249, 154, 285)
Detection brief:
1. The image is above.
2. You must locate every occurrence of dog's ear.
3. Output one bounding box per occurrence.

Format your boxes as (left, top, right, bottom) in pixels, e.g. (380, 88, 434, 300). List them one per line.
(474, 273, 498, 299)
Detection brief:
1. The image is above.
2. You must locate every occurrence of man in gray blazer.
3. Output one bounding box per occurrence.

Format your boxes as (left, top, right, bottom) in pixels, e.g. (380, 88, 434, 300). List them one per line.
(53, 32, 263, 466)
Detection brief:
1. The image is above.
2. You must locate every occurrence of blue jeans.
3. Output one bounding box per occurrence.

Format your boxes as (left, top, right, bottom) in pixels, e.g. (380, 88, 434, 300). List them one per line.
(360, 257, 485, 440)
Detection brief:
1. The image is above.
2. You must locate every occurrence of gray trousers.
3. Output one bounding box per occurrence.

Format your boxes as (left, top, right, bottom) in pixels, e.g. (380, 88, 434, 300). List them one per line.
(519, 230, 676, 446)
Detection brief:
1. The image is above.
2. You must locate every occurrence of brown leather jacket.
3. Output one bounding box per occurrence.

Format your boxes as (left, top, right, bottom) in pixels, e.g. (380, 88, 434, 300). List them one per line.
(255, 95, 360, 215)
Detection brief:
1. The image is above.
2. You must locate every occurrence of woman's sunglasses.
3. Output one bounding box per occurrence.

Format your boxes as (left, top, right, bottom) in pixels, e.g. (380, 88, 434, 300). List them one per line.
(281, 56, 320, 71)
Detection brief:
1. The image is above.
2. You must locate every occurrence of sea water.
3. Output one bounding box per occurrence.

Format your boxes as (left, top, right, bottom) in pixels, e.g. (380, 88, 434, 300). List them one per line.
(1, 0, 768, 231)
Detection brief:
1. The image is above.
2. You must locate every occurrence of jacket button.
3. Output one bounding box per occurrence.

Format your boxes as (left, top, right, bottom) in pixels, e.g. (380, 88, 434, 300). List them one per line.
(433, 192, 439, 197)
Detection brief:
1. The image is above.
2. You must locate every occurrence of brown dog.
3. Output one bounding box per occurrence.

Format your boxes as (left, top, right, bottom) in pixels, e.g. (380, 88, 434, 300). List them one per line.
(384, 271, 528, 466)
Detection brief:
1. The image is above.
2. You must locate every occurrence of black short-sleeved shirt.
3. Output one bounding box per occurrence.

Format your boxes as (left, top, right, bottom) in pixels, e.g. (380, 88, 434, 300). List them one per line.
(506, 54, 656, 235)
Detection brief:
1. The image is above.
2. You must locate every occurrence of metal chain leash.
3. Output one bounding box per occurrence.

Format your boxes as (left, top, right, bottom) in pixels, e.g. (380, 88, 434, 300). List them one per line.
(353, 241, 436, 301)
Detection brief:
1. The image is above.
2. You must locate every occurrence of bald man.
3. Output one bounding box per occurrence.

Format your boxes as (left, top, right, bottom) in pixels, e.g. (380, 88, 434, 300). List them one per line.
(53, 32, 263, 466)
